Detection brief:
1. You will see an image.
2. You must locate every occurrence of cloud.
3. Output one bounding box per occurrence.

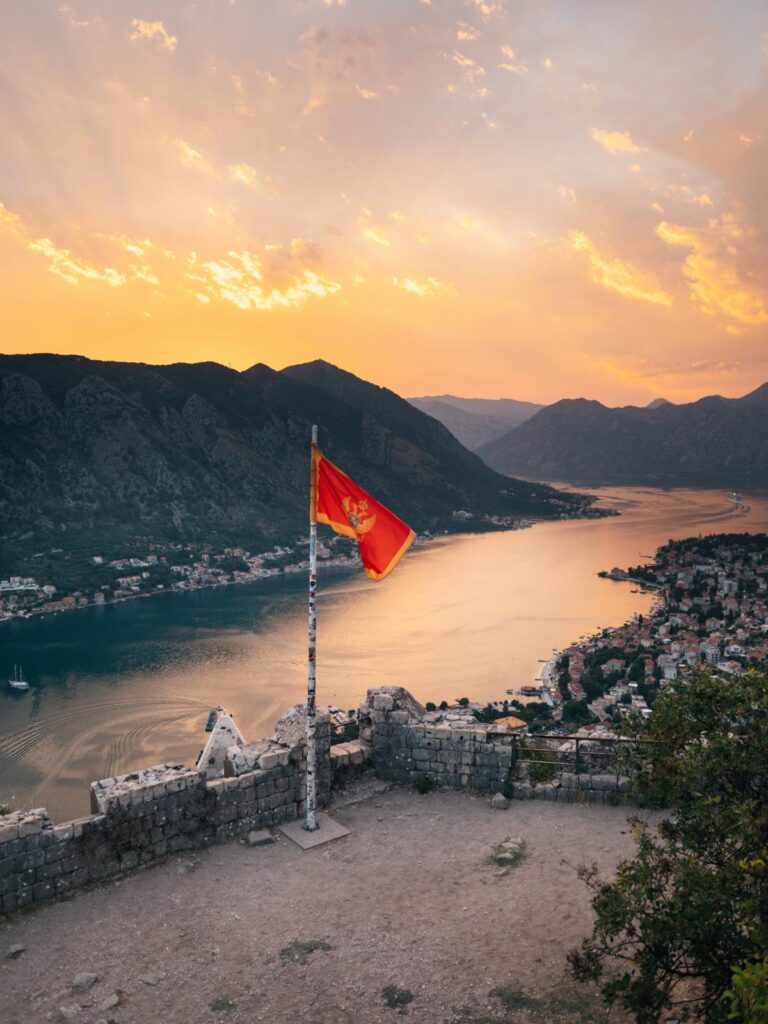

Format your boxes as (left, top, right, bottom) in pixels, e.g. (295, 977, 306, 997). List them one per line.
(128, 19, 177, 52)
(558, 185, 576, 203)
(498, 45, 528, 73)
(228, 163, 258, 186)
(392, 275, 451, 297)
(469, 0, 504, 19)
(187, 250, 341, 310)
(27, 238, 125, 287)
(227, 163, 278, 198)
(173, 139, 216, 176)
(363, 226, 391, 247)
(456, 22, 480, 41)
(569, 230, 673, 306)
(1, 202, 161, 288)
(451, 50, 486, 80)
(590, 128, 646, 154)
(656, 215, 768, 325)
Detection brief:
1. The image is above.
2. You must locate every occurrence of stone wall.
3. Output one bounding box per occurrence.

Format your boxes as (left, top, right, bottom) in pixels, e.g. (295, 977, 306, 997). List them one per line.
(0, 685, 637, 918)
(0, 714, 331, 916)
(357, 685, 632, 802)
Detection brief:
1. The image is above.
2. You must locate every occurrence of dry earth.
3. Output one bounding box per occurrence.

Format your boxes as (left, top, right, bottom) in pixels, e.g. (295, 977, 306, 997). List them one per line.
(0, 786, 649, 1024)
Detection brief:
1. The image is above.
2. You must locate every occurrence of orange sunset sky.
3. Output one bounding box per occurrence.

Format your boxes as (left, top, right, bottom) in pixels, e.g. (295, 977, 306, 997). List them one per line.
(1, 0, 767, 405)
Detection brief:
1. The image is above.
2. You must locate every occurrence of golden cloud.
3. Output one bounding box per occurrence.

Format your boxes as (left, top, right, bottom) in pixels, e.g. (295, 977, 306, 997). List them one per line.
(363, 226, 391, 247)
(656, 217, 768, 325)
(392, 275, 451, 297)
(569, 230, 673, 306)
(451, 50, 486, 80)
(128, 19, 177, 52)
(173, 139, 216, 176)
(27, 238, 125, 287)
(457, 23, 481, 41)
(590, 128, 646, 154)
(0, 203, 164, 288)
(187, 250, 341, 310)
(498, 45, 528, 73)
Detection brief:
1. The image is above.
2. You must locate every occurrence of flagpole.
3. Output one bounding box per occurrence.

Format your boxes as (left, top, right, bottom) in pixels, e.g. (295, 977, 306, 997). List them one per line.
(304, 423, 320, 831)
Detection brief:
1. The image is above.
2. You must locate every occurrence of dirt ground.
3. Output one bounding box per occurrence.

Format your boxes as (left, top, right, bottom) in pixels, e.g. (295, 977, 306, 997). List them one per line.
(0, 786, 649, 1024)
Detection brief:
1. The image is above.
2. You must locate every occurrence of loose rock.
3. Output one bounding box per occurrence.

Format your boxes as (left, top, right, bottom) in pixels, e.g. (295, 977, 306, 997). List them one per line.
(71, 973, 98, 992)
(490, 793, 509, 810)
(139, 973, 166, 986)
(98, 993, 120, 1011)
(7, 944, 26, 959)
(246, 830, 274, 848)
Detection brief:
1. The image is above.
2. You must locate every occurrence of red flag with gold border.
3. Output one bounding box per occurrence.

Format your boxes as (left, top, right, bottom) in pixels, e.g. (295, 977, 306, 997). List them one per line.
(311, 446, 415, 580)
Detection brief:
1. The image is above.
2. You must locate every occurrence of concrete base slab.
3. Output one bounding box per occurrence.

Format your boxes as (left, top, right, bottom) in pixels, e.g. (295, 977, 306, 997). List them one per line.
(279, 813, 350, 850)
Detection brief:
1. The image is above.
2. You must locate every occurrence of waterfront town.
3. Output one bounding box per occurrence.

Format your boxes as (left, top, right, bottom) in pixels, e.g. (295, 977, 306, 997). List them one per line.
(538, 532, 768, 726)
(0, 515, 539, 622)
(0, 536, 360, 621)
(4, 527, 766, 735)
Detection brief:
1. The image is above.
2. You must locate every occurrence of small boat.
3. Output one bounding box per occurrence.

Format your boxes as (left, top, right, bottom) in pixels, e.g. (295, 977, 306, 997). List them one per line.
(9, 665, 30, 691)
(726, 492, 743, 505)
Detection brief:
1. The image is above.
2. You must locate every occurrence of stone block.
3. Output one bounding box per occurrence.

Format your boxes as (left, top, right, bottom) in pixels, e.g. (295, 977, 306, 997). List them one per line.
(373, 693, 394, 712)
(258, 750, 282, 771)
(0, 821, 20, 844)
(591, 775, 616, 792)
(32, 880, 54, 903)
(18, 816, 43, 839)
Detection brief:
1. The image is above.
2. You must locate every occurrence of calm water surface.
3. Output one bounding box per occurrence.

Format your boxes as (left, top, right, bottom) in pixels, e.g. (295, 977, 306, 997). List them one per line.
(2, 486, 767, 821)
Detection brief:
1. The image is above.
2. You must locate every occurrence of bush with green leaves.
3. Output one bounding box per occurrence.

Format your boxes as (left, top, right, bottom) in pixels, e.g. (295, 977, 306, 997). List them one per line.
(569, 669, 768, 1024)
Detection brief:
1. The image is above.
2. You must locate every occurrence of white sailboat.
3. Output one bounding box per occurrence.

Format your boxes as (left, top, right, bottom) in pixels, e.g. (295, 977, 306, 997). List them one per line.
(8, 664, 30, 691)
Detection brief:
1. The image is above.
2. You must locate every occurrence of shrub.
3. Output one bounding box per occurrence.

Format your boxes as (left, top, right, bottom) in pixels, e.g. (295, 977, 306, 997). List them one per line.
(415, 775, 435, 795)
(570, 670, 768, 1024)
(382, 985, 414, 1009)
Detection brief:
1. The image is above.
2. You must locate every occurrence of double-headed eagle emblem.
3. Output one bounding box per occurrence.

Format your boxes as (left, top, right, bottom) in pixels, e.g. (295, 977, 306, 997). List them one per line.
(342, 495, 377, 535)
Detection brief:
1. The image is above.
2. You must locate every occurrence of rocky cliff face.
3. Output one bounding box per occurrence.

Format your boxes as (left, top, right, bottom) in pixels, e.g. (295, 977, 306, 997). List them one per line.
(477, 386, 768, 487)
(0, 354, 581, 569)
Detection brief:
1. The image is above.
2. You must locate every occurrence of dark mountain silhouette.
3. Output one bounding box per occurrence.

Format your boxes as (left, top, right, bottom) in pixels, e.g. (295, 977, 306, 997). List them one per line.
(477, 385, 768, 487)
(0, 354, 584, 573)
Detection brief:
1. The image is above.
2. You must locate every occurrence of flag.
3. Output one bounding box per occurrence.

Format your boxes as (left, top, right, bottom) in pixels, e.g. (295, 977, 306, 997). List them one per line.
(311, 445, 415, 580)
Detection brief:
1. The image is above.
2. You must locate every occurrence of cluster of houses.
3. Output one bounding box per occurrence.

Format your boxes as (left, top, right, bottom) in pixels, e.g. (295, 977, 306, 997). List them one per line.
(0, 538, 360, 621)
(543, 534, 768, 722)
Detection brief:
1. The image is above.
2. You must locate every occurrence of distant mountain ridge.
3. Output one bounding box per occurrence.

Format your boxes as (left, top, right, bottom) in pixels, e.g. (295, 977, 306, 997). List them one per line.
(0, 354, 584, 575)
(477, 385, 768, 487)
(408, 394, 543, 450)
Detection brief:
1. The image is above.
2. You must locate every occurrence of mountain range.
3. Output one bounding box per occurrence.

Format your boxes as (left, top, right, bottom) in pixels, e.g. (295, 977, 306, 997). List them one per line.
(478, 385, 768, 487)
(0, 354, 586, 577)
(407, 395, 543, 450)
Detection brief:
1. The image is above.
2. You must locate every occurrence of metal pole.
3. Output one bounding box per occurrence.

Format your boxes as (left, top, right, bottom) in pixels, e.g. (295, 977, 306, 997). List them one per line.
(304, 424, 320, 831)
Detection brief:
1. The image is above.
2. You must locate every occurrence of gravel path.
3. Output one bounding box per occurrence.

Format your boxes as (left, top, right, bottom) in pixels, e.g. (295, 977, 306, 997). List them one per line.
(0, 788, 647, 1024)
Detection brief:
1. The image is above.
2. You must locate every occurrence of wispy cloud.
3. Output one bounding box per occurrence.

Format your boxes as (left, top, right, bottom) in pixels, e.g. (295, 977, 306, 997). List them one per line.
(392, 275, 451, 297)
(656, 214, 768, 325)
(173, 139, 216, 176)
(128, 19, 177, 52)
(569, 230, 673, 306)
(187, 250, 341, 310)
(498, 45, 528, 73)
(591, 128, 646, 154)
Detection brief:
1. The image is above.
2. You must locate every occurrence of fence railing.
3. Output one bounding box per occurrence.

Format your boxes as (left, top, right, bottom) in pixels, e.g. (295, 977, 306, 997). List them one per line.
(483, 731, 656, 776)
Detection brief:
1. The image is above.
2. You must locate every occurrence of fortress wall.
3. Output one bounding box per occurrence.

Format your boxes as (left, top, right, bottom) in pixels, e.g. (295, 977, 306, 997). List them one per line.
(0, 717, 331, 916)
(358, 685, 632, 803)
(0, 687, 635, 917)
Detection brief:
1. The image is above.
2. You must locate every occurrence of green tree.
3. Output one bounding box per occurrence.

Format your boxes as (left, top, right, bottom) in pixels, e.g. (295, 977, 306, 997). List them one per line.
(569, 670, 768, 1023)
(561, 699, 593, 725)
